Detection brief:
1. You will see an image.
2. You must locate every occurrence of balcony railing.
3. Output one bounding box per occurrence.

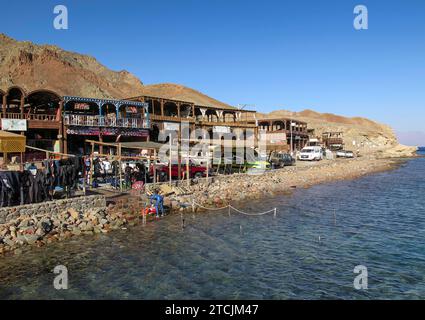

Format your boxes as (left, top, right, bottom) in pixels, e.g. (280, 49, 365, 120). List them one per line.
(325, 138, 344, 144)
(194, 116, 257, 128)
(150, 114, 195, 122)
(2, 113, 59, 121)
(63, 114, 149, 129)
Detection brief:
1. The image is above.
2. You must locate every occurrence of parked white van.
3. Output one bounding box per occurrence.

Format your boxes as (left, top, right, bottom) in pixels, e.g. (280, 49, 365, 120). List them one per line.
(298, 146, 323, 161)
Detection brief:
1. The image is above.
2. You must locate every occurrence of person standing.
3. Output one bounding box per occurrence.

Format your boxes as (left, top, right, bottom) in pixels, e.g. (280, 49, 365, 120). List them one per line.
(124, 163, 133, 189)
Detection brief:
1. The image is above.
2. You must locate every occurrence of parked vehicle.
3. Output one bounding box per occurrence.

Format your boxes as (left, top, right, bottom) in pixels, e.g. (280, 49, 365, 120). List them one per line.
(246, 160, 271, 171)
(336, 150, 354, 158)
(150, 160, 208, 180)
(246, 153, 272, 172)
(213, 155, 271, 174)
(269, 152, 296, 168)
(298, 146, 323, 161)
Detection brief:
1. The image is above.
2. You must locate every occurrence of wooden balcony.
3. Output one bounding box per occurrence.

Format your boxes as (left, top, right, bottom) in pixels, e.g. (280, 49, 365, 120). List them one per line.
(325, 138, 344, 145)
(259, 128, 309, 136)
(196, 119, 257, 128)
(150, 114, 195, 123)
(150, 115, 256, 128)
(63, 114, 149, 129)
(1, 112, 61, 129)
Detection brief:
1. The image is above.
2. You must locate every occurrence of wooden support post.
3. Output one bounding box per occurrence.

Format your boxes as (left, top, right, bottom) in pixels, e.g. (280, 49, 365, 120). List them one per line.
(118, 143, 123, 193)
(186, 153, 190, 187)
(63, 123, 68, 155)
(99, 134, 103, 155)
(206, 152, 209, 184)
(58, 100, 64, 153)
(20, 152, 23, 171)
(90, 142, 94, 188)
(169, 134, 172, 186)
(177, 127, 181, 183)
(153, 149, 157, 186)
(20, 96, 24, 119)
(2, 95, 6, 118)
(83, 159, 86, 196)
(143, 204, 146, 225)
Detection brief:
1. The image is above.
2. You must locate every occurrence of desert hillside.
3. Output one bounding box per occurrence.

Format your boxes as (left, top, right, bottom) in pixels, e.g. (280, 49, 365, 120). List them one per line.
(0, 33, 232, 109)
(0, 33, 145, 99)
(0, 34, 416, 157)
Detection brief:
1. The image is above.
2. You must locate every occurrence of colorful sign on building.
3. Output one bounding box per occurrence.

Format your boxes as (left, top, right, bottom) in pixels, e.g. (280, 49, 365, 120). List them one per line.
(1, 119, 27, 131)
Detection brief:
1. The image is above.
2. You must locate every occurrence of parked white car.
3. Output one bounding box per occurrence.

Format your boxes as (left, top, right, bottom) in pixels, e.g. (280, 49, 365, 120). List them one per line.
(336, 150, 354, 158)
(298, 146, 323, 161)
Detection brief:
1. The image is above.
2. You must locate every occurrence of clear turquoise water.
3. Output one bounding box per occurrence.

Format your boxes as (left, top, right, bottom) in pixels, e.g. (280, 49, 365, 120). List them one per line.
(0, 152, 424, 299)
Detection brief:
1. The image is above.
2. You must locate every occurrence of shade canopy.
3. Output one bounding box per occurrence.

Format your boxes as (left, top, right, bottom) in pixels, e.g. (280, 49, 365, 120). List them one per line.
(0, 130, 26, 153)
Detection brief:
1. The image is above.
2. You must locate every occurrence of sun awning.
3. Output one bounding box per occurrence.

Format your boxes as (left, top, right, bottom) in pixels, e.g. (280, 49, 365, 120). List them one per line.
(0, 130, 26, 153)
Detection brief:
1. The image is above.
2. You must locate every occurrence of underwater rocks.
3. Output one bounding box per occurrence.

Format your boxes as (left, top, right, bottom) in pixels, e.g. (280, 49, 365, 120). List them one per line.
(0, 195, 138, 256)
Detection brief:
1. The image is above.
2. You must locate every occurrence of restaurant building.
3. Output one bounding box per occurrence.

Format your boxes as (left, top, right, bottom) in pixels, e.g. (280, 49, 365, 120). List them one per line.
(1, 85, 310, 158)
(0, 86, 150, 158)
(1, 86, 63, 158)
(126, 94, 257, 142)
(255, 118, 309, 152)
(62, 96, 149, 154)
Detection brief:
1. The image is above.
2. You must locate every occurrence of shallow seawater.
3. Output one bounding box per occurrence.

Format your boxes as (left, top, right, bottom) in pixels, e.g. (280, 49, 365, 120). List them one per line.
(0, 154, 424, 299)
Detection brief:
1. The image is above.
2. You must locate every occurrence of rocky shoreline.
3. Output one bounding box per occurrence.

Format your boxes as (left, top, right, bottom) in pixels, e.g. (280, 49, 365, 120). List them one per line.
(163, 156, 408, 213)
(0, 156, 410, 257)
(0, 196, 142, 257)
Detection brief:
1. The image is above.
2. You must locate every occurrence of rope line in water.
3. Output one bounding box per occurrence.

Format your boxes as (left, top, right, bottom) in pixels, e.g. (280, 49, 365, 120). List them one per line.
(192, 200, 277, 216)
(228, 205, 276, 216)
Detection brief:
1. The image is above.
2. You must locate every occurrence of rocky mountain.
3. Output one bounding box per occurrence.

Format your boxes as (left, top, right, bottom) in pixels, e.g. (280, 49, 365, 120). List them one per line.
(0, 33, 233, 109)
(0, 33, 416, 156)
(0, 33, 144, 99)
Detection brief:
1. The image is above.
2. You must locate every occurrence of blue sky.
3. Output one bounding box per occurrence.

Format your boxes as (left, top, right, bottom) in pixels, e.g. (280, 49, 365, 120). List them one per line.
(1, 0, 424, 145)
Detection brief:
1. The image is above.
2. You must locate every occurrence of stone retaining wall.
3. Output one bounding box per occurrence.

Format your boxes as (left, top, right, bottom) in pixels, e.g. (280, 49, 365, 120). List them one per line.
(0, 196, 106, 225)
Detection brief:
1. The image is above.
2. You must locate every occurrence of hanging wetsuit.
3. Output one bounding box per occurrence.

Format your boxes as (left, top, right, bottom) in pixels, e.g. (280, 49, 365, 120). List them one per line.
(0, 171, 21, 207)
